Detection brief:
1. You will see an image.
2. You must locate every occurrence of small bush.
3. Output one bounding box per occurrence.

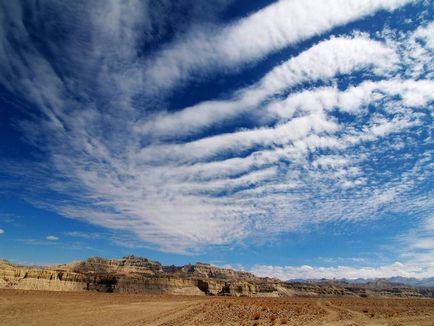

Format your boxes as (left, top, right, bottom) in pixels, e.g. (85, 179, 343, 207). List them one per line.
(254, 312, 261, 320)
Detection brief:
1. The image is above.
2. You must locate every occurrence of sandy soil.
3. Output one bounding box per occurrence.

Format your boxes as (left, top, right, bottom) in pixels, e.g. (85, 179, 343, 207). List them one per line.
(1, 289, 433, 325)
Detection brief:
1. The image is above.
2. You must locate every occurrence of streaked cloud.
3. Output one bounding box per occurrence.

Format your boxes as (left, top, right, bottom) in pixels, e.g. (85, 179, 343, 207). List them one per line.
(0, 0, 432, 266)
(140, 35, 398, 138)
(46, 236, 59, 241)
(144, 0, 414, 92)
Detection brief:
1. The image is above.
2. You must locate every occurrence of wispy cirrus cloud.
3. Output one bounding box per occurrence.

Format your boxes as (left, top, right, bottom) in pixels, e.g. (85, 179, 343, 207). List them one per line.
(144, 0, 415, 92)
(139, 35, 398, 138)
(0, 0, 432, 263)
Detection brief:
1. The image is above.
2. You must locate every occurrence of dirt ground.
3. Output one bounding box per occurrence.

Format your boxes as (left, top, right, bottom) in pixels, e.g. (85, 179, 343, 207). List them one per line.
(1, 289, 433, 325)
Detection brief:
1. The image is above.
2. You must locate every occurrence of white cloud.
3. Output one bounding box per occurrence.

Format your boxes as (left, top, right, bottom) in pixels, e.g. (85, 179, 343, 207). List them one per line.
(252, 213, 434, 280)
(413, 21, 434, 50)
(267, 79, 434, 119)
(251, 261, 434, 280)
(141, 35, 397, 138)
(46, 235, 59, 241)
(0, 1, 432, 255)
(386, 20, 434, 80)
(138, 113, 339, 163)
(396, 213, 434, 268)
(0, 229, 4, 235)
(65, 231, 104, 240)
(137, 77, 432, 166)
(144, 0, 412, 91)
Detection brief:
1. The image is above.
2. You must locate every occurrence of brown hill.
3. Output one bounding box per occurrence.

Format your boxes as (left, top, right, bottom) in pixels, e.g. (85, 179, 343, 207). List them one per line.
(1, 256, 433, 298)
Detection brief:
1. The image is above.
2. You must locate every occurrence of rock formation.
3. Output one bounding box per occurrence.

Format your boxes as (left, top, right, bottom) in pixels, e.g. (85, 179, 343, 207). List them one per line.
(1, 256, 433, 298)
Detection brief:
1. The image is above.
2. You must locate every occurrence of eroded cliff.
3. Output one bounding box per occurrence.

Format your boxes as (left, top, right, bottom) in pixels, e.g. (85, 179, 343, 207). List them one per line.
(1, 257, 433, 298)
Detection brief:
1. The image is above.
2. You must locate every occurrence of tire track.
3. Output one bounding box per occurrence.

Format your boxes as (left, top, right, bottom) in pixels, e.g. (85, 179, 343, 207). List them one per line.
(122, 301, 204, 326)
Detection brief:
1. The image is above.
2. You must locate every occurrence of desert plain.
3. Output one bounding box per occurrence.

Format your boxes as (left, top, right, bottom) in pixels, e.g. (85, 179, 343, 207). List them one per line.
(1, 289, 434, 326)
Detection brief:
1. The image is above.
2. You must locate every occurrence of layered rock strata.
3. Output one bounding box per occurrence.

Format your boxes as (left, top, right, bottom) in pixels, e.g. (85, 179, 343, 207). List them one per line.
(1, 257, 433, 298)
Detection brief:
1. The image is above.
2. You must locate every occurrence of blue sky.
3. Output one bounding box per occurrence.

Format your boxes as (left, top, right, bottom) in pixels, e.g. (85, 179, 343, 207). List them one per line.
(0, 0, 433, 279)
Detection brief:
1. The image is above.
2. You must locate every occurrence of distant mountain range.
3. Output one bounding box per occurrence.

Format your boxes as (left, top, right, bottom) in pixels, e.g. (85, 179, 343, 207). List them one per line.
(289, 277, 434, 288)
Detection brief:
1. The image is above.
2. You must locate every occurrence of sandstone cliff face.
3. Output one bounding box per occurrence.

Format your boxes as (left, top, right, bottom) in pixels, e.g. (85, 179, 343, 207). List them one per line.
(0, 261, 88, 291)
(1, 257, 433, 298)
(64, 256, 164, 275)
(0, 257, 262, 296)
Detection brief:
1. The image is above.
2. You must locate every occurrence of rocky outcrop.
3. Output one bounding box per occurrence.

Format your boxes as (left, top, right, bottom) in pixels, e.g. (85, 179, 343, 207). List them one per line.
(1, 257, 433, 298)
(0, 257, 261, 296)
(0, 260, 88, 291)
